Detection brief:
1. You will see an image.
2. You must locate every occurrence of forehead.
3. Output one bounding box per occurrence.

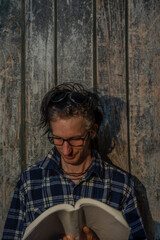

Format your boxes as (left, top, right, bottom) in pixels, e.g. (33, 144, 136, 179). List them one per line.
(50, 116, 87, 137)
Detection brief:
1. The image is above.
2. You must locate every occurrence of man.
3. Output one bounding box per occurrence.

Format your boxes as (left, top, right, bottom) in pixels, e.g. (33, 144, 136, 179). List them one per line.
(2, 83, 146, 239)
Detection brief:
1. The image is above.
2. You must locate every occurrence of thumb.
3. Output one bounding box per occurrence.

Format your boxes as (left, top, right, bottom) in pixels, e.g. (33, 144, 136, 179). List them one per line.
(66, 235, 75, 240)
(83, 226, 91, 234)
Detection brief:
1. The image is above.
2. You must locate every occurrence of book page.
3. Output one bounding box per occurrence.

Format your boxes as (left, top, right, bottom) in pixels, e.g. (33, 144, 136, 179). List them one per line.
(56, 209, 82, 239)
(23, 211, 65, 240)
(76, 198, 129, 228)
(23, 208, 84, 240)
(23, 199, 130, 240)
(84, 205, 130, 240)
(76, 199, 130, 240)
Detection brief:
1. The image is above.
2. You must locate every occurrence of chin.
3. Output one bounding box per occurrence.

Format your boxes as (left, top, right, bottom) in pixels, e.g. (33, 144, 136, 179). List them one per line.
(63, 156, 83, 166)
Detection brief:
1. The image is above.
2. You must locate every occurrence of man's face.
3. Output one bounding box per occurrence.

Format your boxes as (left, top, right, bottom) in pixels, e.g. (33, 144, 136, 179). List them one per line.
(50, 116, 93, 166)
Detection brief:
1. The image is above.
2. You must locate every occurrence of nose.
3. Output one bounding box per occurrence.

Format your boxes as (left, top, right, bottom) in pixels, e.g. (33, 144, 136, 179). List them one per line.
(61, 141, 72, 155)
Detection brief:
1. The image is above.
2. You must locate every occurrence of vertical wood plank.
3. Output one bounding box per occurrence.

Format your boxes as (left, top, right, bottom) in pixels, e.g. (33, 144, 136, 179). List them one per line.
(0, 0, 21, 236)
(128, 1, 160, 239)
(1, 1, 159, 239)
(25, 0, 55, 166)
(57, 0, 93, 87)
(96, 0, 129, 171)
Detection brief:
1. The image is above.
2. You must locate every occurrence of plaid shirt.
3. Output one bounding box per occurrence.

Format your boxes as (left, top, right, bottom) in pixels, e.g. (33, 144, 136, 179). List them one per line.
(2, 148, 146, 240)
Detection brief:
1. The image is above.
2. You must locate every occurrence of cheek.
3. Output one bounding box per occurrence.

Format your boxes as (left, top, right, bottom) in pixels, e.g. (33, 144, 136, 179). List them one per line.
(81, 141, 91, 154)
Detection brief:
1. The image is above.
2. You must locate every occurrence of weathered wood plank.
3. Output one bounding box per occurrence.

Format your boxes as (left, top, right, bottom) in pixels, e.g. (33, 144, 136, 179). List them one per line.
(128, 0, 160, 239)
(0, 0, 22, 237)
(1, 1, 159, 240)
(25, 0, 55, 166)
(96, 0, 129, 171)
(57, 0, 93, 86)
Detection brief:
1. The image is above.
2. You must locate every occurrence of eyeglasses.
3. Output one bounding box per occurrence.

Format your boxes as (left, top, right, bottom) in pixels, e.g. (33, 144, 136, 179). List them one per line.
(48, 132, 89, 147)
(51, 91, 88, 104)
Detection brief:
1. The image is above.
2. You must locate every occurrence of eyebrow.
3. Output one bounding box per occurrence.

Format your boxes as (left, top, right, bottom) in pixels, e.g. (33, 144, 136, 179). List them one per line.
(52, 134, 85, 139)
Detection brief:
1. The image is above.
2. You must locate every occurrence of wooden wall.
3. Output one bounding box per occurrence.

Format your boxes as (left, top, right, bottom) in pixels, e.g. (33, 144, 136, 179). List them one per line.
(0, 0, 159, 239)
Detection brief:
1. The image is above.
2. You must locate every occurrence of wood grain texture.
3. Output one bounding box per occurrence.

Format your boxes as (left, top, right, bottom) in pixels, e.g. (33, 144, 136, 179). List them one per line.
(57, 0, 93, 87)
(25, 0, 55, 166)
(0, 1, 159, 239)
(96, 0, 129, 171)
(0, 0, 22, 237)
(128, 0, 160, 239)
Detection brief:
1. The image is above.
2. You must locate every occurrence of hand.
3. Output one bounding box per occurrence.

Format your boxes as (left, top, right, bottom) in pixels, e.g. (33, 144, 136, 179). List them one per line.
(62, 234, 74, 240)
(80, 226, 100, 240)
(62, 226, 100, 240)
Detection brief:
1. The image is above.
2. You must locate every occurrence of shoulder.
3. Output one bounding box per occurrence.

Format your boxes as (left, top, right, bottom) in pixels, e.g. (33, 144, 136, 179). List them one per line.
(16, 149, 57, 190)
(94, 151, 134, 188)
(19, 148, 59, 181)
(103, 160, 134, 189)
(16, 161, 44, 190)
(102, 161, 137, 211)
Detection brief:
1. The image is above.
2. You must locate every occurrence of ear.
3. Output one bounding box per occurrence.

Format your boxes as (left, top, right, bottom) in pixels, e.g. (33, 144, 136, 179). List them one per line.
(90, 123, 99, 139)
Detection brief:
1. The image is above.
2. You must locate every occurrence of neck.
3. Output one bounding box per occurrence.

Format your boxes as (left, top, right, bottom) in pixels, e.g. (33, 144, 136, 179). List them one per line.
(61, 157, 92, 173)
(62, 164, 91, 176)
(61, 160, 92, 184)
(60, 154, 93, 181)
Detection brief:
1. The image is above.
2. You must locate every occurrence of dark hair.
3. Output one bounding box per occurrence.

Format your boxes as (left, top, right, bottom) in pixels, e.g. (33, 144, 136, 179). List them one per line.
(39, 83, 103, 137)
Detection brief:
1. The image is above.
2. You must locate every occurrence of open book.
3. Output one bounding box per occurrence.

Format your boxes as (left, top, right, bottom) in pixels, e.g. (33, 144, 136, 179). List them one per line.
(22, 198, 130, 240)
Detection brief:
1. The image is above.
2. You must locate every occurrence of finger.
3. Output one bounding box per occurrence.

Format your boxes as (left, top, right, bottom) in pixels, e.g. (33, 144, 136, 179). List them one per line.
(82, 226, 100, 240)
(82, 226, 92, 240)
(66, 235, 75, 240)
(62, 236, 68, 240)
(62, 235, 75, 240)
(83, 226, 91, 235)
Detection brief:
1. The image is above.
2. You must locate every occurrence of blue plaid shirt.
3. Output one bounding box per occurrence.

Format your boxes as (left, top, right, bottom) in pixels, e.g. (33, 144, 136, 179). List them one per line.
(2, 148, 146, 239)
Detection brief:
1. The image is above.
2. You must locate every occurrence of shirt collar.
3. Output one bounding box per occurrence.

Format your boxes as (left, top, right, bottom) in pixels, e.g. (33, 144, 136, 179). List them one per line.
(39, 147, 104, 179)
(85, 150, 104, 180)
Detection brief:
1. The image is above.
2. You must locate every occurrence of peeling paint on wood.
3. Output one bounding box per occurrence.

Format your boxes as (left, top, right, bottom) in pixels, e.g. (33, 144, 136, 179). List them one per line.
(128, 0, 160, 239)
(25, 0, 55, 167)
(57, 0, 93, 86)
(0, 0, 21, 236)
(96, 0, 129, 171)
(0, 0, 160, 239)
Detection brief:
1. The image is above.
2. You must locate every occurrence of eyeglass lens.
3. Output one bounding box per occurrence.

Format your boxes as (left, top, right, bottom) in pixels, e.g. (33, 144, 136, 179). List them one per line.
(53, 138, 84, 146)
